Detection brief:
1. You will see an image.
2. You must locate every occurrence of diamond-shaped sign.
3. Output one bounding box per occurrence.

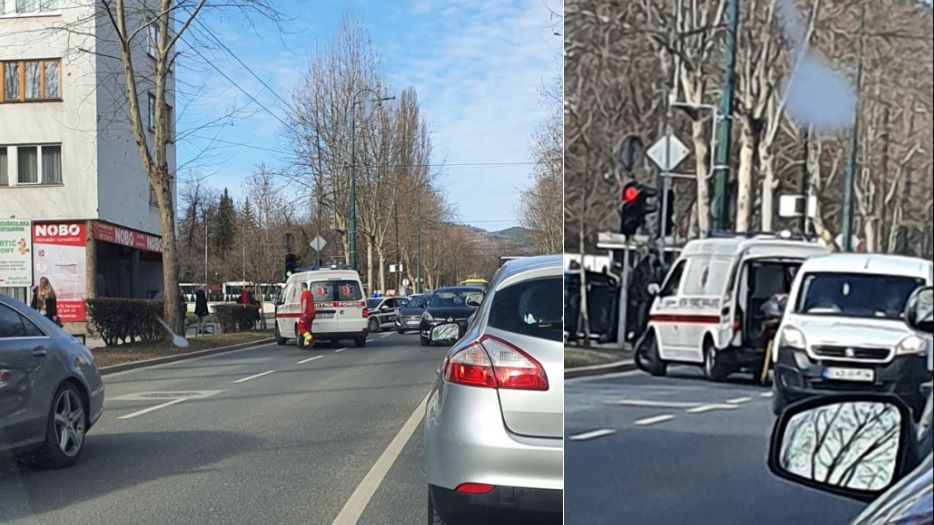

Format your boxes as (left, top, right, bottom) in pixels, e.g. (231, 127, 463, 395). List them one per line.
(309, 236, 327, 252)
(647, 135, 689, 172)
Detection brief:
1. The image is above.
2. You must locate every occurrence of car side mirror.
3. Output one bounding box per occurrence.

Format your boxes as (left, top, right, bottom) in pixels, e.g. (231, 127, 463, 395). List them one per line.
(768, 395, 919, 503)
(647, 283, 660, 296)
(904, 286, 933, 335)
(430, 323, 461, 345)
(466, 294, 483, 308)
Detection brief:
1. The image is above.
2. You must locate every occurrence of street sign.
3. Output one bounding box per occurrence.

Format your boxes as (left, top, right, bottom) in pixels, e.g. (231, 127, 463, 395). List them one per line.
(309, 236, 327, 252)
(647, 135, 689, 172)
(389, 264, 404, 273)
(402, 278, 410, 286)
(779, 195, 818, 218)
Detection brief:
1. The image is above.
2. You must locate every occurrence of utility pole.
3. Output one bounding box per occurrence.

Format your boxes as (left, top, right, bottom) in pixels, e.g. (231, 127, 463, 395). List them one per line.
(712, 0, 739, 232)
(349, 109, 358, 270)
(841, 2, 866, 253)
(416, 201, 422, 294)
(800, 127, 811, 234)
(203, 204, 208, 287)
(394, 194, 401, 292)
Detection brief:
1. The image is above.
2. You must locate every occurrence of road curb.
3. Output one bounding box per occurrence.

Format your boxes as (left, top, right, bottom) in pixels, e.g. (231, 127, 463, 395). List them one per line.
(99, 337, 275, 375)
(565, 359, 638, 379)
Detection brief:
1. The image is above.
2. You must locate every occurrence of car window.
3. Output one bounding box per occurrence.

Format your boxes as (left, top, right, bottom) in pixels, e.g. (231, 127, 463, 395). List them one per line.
(795, 272, 926, 320)
(683, 257, 732, 296)
(367, 298, 382, 310)
(660, 260, 686, 297)
(311, 280, 364, 302)
(408, 296, 427, 308)
(488, 277, 562, 342)
(21, 315, 44, 337)
(396, 298, 409, 308)
(429, 289, 482, 308)
(0, 304, 27, 338)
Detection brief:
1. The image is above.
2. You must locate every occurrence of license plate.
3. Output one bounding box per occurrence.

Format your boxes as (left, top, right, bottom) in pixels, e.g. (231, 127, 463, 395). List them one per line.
(823, 367, 875, 382)
(317, 312, 335, 319)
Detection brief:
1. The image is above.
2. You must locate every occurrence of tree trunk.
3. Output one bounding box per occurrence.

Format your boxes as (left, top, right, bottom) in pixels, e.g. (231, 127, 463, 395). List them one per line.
(366, 239, 374, 292)
(760, 146, 776, 232)
(377, 248, 386, 293)
(578, 207, 590, 349)
(157, 176, 181, 335)
(691, 118, 711, 235)
(736, 116, 755, 232)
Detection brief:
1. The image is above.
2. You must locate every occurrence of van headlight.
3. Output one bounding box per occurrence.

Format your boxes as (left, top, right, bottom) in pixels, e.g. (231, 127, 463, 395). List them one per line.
(779, 327, 807, 351)
(895, 335, 927, 356)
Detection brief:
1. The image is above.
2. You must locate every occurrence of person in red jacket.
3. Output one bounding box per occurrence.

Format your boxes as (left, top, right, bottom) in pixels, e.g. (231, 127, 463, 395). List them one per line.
(297, 282, 316, 348)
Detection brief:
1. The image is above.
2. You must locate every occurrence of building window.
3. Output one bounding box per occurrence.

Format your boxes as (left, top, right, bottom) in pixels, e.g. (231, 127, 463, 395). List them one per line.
(0, 147, 7, 186)
(0, 0, 60, 16)
(1, 144, 62, 186)
(0, 59, 62, 103)
(146, 19, 159, 57)
(148, 93, 156, 131)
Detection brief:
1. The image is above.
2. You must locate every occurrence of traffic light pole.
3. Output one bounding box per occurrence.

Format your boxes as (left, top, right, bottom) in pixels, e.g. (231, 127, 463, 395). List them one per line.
(618, 241, 630, 350)
(712, 0, 739, 232)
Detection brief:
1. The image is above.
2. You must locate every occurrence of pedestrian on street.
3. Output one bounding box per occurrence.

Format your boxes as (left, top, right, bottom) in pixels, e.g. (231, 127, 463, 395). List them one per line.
(30, 276, 62, 326)
(297, 282, 316, 348)
(194, 285, 209, 335)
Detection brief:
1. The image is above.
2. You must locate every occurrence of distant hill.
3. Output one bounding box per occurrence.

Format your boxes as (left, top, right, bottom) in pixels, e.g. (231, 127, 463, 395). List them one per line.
(456, 224, 535, 256)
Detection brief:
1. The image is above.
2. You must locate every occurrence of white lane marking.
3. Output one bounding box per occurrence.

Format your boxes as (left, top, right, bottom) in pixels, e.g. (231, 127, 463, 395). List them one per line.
(331, 392, 430, 525)
(686, 404, 739, 414)
(366, 338, 373, 342)
(113, 390, 223, 402)
(568, 429, 617, 441)
(634, 414, 675, 426)
(334, 348, 346, 353)
(613, 400, 701, 409)
(118, 398, 187, 420)
(297, 355, 323, 364)
(726, 396, 753, 405)
(761, 392, 774, 398)
(233, 370, 275, 383)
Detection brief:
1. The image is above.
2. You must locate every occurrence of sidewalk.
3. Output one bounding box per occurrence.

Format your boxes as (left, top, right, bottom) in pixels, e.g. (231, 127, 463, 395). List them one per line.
(565, 341, 637, 379)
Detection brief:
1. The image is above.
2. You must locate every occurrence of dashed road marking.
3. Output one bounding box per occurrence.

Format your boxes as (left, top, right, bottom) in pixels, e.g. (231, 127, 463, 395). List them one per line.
(118, 398, 187, 420)
(726, 396, 752, 405)
(233, 370, 275, 383)
(686, 404, 739, 414)
(334, 348, 345, 353)
(634, 415, 675, 426)
(297, 355, 323, 364)
(569, 429, 617, 441)
(612, 400, 702, 409)
(761, 392, 774, 398)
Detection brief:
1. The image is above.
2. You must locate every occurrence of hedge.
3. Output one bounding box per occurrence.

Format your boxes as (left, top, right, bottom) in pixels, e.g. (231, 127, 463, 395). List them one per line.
(212, 304, 261, 332)
(86, 298, 163, 346)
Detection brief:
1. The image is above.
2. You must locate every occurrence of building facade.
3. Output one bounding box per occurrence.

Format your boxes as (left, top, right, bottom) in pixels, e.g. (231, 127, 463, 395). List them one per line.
(0, 0, 175, 327)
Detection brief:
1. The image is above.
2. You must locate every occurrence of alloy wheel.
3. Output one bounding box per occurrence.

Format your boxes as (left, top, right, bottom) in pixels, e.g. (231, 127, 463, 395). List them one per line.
(53, 389, 85, 457)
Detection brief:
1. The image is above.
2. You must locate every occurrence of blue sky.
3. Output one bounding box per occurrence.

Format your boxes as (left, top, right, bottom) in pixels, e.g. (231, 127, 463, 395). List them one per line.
(176, 0, 562, 231)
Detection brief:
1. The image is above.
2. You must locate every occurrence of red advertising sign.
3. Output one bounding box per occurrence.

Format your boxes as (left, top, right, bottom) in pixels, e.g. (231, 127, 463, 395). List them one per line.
(32, 222, 87, 322)
(93, 222, 162, 253)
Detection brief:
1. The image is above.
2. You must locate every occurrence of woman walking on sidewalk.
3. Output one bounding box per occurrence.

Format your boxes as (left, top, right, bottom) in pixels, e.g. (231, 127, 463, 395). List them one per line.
(31, 276, 62, 326)
(194, 285, 210, 335)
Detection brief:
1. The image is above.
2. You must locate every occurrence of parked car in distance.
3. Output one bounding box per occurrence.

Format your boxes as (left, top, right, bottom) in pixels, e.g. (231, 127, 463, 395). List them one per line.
(767, 285, 932, 525)
(366, 296, 409, 334)
(419, 286, 485, 346)
(638, 233, 828, 382)
(395, 294, 427, 333)
(772, 255, 933, 419)
(424, 255, 563, 524)
(0, 295, 105, 468)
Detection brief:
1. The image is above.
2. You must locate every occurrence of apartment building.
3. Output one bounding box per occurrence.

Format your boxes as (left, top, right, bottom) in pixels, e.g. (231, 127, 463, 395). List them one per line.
(0, 0, 175, 327)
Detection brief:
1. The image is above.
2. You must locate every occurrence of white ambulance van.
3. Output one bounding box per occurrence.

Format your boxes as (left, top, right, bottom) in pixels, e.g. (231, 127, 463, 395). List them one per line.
(275, 267, 369, 348)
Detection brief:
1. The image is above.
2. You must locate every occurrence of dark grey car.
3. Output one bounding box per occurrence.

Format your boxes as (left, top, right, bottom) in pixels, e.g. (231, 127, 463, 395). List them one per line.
(0, 295, 104, 467)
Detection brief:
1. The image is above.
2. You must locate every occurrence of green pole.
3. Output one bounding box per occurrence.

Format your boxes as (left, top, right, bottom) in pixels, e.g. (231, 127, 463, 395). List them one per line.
(712, 0, 739, 232)
(349, 108, 357, 270)
(416, 212, 421, 294)
(841, 4, 865, 253)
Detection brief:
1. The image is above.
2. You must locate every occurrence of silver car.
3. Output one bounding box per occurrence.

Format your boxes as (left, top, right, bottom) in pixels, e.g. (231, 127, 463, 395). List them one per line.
(424, 255, 563, 524)
(0, 295, 104, 467)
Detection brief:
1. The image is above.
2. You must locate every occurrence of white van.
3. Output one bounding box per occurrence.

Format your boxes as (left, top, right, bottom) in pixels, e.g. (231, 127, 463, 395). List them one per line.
(275, 268, 369, 348)
(638, 233, 828, 381)
(772, 254, 933, 418)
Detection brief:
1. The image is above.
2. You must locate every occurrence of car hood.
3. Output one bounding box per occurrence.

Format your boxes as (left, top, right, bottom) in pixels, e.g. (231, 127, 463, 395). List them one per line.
(852, 453, 933, 525)
(424, 307, 475, 320)
(786, 315, 913, 348)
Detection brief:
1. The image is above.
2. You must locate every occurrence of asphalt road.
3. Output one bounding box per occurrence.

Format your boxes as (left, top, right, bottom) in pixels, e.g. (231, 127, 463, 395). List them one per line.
(565, 366, 869, 525)
(0, 331, 442, 525)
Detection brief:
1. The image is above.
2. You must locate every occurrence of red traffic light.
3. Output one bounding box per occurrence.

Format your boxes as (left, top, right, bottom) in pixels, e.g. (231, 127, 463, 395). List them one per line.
(622, 184, 640, 204)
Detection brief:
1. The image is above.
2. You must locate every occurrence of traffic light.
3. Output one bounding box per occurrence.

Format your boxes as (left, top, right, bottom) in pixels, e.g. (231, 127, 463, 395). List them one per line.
(619, 182, 659, 237)
(285, 253, 298, 279)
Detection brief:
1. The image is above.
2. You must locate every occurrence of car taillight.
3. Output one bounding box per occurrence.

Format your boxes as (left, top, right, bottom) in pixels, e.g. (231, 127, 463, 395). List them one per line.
(360, 301, 368, 318)
(455, 483, 495, 495)
(443, 335, 548, 391)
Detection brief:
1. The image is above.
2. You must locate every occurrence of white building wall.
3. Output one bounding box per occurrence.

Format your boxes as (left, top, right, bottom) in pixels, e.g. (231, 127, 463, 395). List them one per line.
(0, 0, 99, 220)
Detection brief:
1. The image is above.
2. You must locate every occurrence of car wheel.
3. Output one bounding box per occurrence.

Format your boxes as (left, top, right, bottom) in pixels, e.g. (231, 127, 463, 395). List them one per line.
(428, 491, 447, 525)
(355, 335, 367, 348)
(368, 318, 380, 334)
(33, 382, 87, 469)
(275, 323, 287, 346)
(703, 340, 730, 382)
(642, 331, 667, 377)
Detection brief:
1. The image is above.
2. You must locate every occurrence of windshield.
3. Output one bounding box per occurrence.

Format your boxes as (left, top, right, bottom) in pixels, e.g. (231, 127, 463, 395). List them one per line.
(794, 273, 926, 320)
(428, 288, 483, 308)
(489, 277, 562, 341)
(310, 280, 363, 303)
(406, 295, 427, 309)
(366, 299, 381, 310)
